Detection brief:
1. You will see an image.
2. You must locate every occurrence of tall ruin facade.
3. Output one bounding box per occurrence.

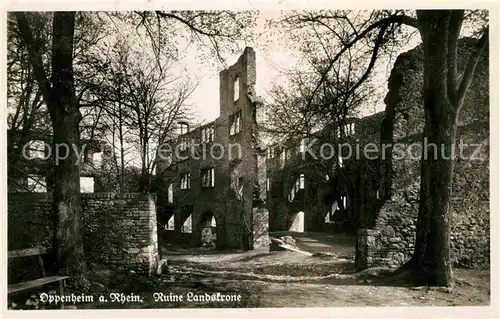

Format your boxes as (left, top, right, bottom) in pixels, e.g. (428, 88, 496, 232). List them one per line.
(156, 47, 269, 250)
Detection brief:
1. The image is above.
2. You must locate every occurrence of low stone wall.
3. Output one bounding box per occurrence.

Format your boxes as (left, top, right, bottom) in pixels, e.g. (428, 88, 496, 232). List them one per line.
(82, 193, 159, 275)
(8, 193, 53, 250)
(358, 194, 489, 269)
(357, 198, 417, 269)
(8, 192, 159, 275)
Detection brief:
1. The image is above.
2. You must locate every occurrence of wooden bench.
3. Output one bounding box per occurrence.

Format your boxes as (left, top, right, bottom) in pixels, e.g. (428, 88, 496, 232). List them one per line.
(8, 247, 69, 304)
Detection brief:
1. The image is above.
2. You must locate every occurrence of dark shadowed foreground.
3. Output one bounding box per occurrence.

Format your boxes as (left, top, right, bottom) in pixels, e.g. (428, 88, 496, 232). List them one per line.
(8, 247, 490, 309)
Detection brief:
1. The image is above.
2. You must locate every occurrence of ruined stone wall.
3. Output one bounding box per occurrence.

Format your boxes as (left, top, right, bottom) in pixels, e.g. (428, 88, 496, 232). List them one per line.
(265, 112, 385, 234)
(156, 47, 268, 250)
(253, 207, 270, 248)
(218, 46, 259, 249)
(8, 192, 159, 275)
(358, 38, 489, 270)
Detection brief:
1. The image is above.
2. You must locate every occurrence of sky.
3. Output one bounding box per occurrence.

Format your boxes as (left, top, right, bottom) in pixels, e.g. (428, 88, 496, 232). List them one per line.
(173, 11, 422, 125)
(76, 11, 307, 165)
(11, 10, 421, 170)
(91, 9, 485, 127)
(175, 10, 301, 124)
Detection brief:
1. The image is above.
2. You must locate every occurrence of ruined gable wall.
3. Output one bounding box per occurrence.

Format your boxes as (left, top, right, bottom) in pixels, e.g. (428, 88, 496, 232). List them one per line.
(357, 38, 489, 270)
(155, 47, 268, 250)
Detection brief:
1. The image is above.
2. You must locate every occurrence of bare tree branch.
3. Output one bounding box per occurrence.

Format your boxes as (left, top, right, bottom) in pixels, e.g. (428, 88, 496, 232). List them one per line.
(455, 28, 488, 110)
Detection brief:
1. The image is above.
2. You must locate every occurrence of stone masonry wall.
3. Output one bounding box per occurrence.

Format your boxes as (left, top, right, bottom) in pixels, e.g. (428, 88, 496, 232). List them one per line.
(358, 38, 489, 270)
(8, 193, 159, 275)
(156, 47, 268, 251)
(253, 207, 270, 249)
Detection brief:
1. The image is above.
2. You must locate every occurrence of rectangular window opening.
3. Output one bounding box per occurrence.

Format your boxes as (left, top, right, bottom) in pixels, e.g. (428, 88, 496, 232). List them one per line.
(202, 168, 215, 188)
(288, 173, 304, 202)
(80, 177, 94, 193)
(229, 111, 241, 136)
(267, 147, 275, 159)
(180, 173, 191, 190)
(280, 148, 287, 167)
(234, 77, 240, 101)
(178, 122, 189, 135)
(168, 184, 174, 203)
(201, 125, 214, 144)
(299, 138, 306, 153)
(178, 136, 189, 152)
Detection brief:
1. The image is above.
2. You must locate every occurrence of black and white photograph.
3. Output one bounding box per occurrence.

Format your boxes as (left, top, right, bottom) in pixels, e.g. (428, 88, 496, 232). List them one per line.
(1, 3, 497, 317)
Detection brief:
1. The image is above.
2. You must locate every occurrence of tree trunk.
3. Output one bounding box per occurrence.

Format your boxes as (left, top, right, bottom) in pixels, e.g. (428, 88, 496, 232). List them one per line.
(409, 107, 456, 286)
(52, 106, 88, 289)
(50, 12, 89, 289)
(140, 148, 148, 193)
(400, 11, 456, 287)
(395, 10, 487, 287)
(15, 11, 89, 289)
(118, 98, 125, 193)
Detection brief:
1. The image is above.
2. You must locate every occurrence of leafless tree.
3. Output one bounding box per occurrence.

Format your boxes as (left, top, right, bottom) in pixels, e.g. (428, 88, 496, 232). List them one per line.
(12, 10, 257, 289)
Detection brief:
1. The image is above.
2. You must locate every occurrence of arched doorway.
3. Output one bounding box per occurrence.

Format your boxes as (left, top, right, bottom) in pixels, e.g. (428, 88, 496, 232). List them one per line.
(179, 205, 193, 233)
(167, 215, 175, 230)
